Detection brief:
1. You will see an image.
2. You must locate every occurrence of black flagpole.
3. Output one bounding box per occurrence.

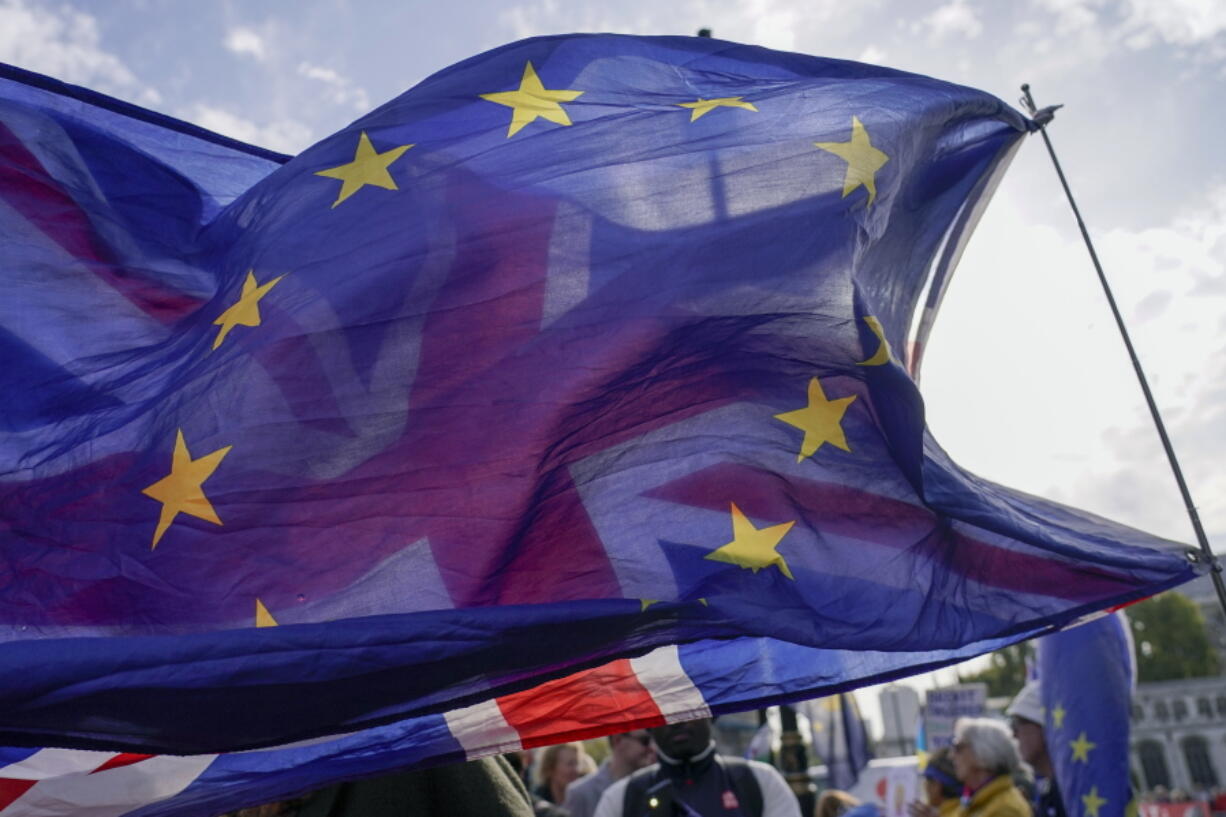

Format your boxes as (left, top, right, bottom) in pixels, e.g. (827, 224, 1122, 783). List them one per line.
(1018, 84, 1226, 620)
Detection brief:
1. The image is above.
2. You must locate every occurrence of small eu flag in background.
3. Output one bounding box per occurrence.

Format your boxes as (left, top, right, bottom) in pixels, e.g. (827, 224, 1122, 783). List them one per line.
(1038, 612, 1136, 817)
(807, 693, 873, 791)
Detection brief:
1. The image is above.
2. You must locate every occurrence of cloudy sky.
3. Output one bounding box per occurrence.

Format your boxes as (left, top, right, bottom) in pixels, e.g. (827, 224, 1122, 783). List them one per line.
(2, 0, 1223, 725)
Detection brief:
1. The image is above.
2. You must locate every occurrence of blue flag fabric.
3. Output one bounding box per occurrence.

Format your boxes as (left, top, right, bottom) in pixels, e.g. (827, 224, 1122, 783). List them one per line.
(0, 31, 1201, 763)
(807, 693, 873, 790)
(1038, 612, 1136, 817)
(0, 636, 1054, 817)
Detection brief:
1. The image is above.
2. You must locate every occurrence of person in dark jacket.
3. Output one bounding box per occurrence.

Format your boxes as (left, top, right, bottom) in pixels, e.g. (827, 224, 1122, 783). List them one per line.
(294, 754, 535, 817)
(592, 717, 800, 817)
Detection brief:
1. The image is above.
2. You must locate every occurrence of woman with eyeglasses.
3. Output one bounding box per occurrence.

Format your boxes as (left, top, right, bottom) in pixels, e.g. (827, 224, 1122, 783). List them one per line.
(563, 731, 655, 817)
(948, 719, 1030, 817)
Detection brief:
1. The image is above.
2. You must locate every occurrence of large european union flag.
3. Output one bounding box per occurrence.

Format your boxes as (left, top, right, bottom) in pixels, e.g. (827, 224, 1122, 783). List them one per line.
(0, 32, 1201, 768)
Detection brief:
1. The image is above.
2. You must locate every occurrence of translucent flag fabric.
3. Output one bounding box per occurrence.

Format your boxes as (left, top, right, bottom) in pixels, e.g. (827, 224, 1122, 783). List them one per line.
(0, 33, 1199, 764)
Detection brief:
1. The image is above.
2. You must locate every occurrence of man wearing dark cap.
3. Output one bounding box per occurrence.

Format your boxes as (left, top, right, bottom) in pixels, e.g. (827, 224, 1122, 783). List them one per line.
(592, 717, 800, 817)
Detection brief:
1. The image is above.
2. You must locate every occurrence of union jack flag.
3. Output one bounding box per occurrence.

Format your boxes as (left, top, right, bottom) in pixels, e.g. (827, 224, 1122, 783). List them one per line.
(0, 32, 1198, 815)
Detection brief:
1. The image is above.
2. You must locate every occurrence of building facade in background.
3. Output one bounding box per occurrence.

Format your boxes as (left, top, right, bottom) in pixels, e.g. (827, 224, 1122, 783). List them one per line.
(1131, 676, 1226, 793)
(1129, 577, 1226, 793)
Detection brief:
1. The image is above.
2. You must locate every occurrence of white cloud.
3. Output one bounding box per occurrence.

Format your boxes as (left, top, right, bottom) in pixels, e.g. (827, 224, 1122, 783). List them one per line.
(924, 179, 1226, 545)
(923, 0, 984, 40)
(0, 0, 160, 103)
(497, 0, 882, 53)
(1132, 289, 1173, 323)
(184, 104, 314, 154)
(299, 64, 341, 84)
(223, 27, 267, 61)
(1093, 187, 1226, 531)
(500, 0, 659, 40)
(746, 0, 798, 52)
(1121, 0, 1226, 47)
(500, 0, 556, 39)
(1023, 0, 1226, 70)
(297, 62, 370, 112)
(999, 2, 1112, 78)
(1030, 0, 1105, 35)
(858, 45, 888, 64)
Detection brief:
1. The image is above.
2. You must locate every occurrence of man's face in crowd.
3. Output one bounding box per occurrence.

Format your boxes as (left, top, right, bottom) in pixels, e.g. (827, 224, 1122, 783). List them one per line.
(612, 730, 655, 770)
(1010, 716, 1047, 766)
(649, 718, 713, 760)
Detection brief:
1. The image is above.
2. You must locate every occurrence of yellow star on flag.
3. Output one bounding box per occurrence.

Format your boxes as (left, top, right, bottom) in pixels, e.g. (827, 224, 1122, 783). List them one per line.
(677, 97, 758, 122)
(1070, 731, 1097, 763)
(255, 598, 278, 627)
(774, 377, 857, 462)
(314, 131, 414, 208)
(1051, 703, 1067, 729)
(480, 61, 584, 138)
(142, 429, 232, 548)
(705, 502, 796, 579)
(640, 599, 659, 612)
(1082, 786, 1107, 817)
(814, 116, 889, 206)
(213, 270, 284, 349)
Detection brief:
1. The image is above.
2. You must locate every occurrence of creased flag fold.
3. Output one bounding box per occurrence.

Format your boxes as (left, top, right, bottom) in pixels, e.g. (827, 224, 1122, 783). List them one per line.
(0, 34, 1198, 798)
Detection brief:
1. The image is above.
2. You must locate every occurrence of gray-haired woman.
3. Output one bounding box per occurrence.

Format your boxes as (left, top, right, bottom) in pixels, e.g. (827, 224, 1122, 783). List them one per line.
(950, 718, 1030, 817)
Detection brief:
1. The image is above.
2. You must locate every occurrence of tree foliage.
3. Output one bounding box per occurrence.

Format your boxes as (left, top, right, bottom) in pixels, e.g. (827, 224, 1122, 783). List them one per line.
(1128, 592, 1220, 682)
(962, 642, 1033, 698)
(963, 592, 1220, 695)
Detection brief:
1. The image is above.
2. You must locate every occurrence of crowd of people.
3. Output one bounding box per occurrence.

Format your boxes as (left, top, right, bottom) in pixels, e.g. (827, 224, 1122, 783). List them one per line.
(505, 718, 801, 817)
(827, 718, 1033, 817)
(526, 710, 1046, 817)
(817, 679, 1082, 817)
(221, 681, 1128, 817)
